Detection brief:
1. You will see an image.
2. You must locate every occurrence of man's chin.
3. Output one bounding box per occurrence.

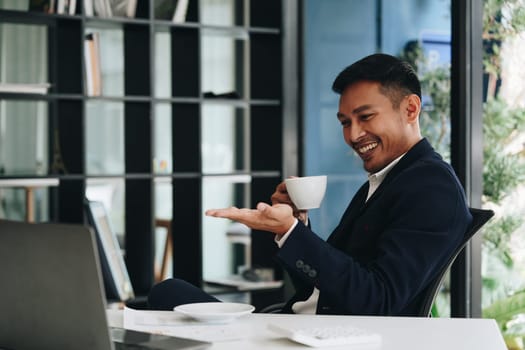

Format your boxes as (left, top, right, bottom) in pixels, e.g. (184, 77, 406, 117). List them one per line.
(363, 165, 374, 173)
(363, 161, 382, 174)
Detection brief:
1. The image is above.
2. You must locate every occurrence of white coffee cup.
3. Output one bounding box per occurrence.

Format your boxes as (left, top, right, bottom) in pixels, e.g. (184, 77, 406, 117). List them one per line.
(284, 175, 327, 210)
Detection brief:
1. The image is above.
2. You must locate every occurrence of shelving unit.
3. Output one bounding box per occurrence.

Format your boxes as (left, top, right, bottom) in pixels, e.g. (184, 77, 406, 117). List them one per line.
(0, 0, 284, 304)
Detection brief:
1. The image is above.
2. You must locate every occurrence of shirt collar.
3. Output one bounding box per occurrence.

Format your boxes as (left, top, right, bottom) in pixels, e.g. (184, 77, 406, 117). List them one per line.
(366, 153, 406, 201)
(369, 153, 405, 179)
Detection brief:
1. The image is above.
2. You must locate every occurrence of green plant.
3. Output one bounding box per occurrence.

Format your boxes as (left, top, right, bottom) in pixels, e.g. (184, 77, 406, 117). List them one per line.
(483, 98, 525, 203)
(483, 216, 523, 268)
(481, 1, 525, 348)
(400, 42, 451, 160)
(483, 0, 525, 97)
(483, 290, 525, 349)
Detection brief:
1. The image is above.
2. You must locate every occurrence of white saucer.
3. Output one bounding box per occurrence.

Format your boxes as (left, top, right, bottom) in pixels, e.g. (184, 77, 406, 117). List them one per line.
(174, 302, 255, 323)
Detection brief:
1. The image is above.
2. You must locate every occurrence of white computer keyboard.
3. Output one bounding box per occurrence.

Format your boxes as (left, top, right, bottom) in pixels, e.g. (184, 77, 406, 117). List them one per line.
(268, 323, 382, 347)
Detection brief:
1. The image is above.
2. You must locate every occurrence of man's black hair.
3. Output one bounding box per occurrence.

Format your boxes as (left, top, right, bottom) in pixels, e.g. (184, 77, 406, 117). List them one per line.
(332, 53, 421, 108)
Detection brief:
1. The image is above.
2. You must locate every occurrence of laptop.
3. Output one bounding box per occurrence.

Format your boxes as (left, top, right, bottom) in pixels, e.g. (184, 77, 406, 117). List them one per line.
(84, 199, 136, 302)
(0, 219, 210, 350)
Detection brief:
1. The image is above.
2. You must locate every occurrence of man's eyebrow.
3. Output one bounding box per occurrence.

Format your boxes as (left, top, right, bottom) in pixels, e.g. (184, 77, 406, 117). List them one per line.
(352, 104, 374, 114)
(337, 104, 374, 119)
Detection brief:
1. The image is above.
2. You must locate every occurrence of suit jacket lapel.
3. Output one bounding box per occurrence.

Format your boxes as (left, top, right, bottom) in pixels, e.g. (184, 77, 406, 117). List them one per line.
(364, 138, 434, 207)
(327, 182, 368, 246)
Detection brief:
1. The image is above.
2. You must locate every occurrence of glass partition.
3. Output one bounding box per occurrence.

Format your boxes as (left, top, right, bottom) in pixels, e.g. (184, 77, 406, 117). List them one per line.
(85, 101, 124, 175)
(198, 0, 251, 284)
(0, 23, 48, 176)
(0, 0, 28, 11)
(154, 178, 173, 280)
(201, 106, 249, 281)
(200, 0, 237, 26)
(0, 22, 50, 222)
(154, 31, 171, 98)
(0, 100, 48, 176)
(0, 23, 47, 85)
(201, 31, 244, 98)
(202, 176, 250, 280)
(153, 103, 173, 174)
(201, 104, 245, 174)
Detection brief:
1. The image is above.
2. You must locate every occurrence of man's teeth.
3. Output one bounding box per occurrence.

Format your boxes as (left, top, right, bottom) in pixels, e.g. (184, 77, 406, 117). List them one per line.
(358, 142, 378, 154)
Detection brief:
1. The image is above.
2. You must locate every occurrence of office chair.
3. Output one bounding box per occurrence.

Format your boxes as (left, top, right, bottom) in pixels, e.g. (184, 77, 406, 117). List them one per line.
(416, 207, 494, 317)
(259, 207, 495, 316)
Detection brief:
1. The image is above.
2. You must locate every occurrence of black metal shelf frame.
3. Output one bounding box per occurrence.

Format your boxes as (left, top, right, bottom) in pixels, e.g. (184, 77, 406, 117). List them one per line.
(0, 1, 285, 301)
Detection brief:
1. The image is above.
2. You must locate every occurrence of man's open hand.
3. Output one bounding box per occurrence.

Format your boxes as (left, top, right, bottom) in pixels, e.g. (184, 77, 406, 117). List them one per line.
(205, 203, 296, 235)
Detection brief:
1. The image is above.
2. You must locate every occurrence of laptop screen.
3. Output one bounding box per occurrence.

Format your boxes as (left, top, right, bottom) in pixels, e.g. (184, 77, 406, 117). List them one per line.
(85, 199, 135, 302)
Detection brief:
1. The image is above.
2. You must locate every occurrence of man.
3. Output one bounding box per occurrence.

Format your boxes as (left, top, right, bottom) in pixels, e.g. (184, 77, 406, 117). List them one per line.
(150, 53, 472, 316)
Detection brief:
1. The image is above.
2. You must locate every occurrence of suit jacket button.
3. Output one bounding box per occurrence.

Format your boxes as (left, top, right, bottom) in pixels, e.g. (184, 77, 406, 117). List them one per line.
(302, 264, 310, 273)
(308, 270, 317, 278)
(295, 260, 304, 268)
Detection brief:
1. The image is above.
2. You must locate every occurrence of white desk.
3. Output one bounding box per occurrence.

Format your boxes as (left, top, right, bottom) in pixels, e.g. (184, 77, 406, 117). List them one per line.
(107, 309, 506, 350)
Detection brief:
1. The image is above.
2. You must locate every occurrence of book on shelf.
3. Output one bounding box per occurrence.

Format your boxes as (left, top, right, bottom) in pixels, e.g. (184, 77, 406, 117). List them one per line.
(57, 0, 66, 14)
(83, 0, 94, 16)
(107, 0, 137, 18)
(172, 0, 189, 23)
(56, 0, 77, 14)
(154, 0, 173, 20)
(28, 0, 55, 13)
(69, 0, 77, 14)
(93, 0, 112, 18)
(0, 83, 51, 94)
(83, 32, 102, 96)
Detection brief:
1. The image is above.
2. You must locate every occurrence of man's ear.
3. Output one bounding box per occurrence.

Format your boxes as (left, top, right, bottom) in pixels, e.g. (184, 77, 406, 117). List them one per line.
(405, 94, 421, 124)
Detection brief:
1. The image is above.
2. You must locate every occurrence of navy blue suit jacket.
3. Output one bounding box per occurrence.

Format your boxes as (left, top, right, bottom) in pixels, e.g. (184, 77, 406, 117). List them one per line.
(276, 138, 472, 316)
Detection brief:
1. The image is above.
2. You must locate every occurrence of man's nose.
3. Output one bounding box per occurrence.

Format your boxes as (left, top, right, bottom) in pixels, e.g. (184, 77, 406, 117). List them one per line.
(349, 122, 365, 142)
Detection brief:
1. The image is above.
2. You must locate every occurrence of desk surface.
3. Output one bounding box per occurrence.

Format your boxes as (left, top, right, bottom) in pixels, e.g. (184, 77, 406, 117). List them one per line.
(107, 309, 506, 350)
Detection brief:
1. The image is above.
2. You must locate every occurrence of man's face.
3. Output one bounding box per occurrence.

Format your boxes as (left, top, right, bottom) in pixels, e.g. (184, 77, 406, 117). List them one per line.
(337, 81, 420, 173)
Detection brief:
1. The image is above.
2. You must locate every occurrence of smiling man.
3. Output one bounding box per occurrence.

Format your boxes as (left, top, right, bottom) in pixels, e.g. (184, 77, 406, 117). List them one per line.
(151, 53, 472, 316)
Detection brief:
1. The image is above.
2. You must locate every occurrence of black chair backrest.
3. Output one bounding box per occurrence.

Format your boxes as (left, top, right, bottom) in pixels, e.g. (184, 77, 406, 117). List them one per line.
(417, 207, 495, 317)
